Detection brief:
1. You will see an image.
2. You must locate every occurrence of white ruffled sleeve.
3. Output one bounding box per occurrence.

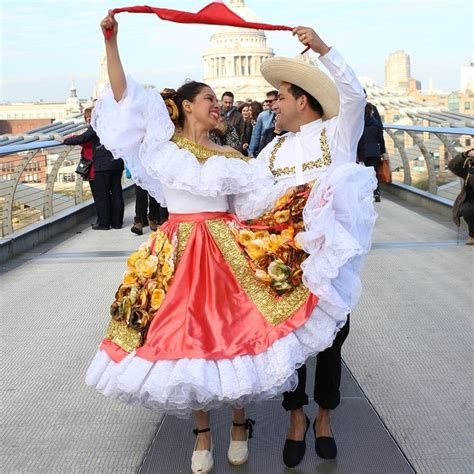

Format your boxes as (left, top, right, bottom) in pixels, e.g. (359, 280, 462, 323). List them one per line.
(296, 163, 377, 320)
(92, 76, 174, 204)
(233, 179, 289, 221)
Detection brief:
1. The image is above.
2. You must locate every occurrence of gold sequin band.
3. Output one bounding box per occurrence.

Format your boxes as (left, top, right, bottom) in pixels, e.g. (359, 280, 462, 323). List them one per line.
(172, 135, 249, 163)
(176, 222, 195, 262)
(205, 219, 310, 326)
(269, 128, 332, 177)
(105, 319, 142, 354)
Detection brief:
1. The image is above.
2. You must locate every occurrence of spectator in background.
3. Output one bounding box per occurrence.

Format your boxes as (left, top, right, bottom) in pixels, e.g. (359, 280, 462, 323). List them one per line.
(238, 101, 263, 156)
(55, 117, 125, 230)
(448, 148, 474, 245)
(209, 115, 241, 151)
(239, 103, 253, 156)
(357, 103, 386, 202)
(221, 91, 244, 150)
(248, 90, 278, 157)
(257, 114, 287, 155)
(74, 107, 98, 224)
(131, 183, 169, 235)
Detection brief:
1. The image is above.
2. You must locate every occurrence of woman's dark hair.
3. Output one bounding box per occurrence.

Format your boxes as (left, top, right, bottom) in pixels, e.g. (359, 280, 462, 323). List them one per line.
(238, 102, 250, 114)
(287, 84, 323, 117)
(175, 81, 210, 127)
(250, 101, 263, 121)
(364, 103, 374, 122)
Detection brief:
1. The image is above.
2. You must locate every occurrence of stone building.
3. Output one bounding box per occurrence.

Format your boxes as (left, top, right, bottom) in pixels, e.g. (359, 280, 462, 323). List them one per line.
(202, 0, 275, 102)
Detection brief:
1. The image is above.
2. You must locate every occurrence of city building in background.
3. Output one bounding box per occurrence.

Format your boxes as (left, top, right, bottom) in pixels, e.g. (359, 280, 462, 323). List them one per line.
(202, 0, 275, 102)
(385, 50, 416, 91)
(0, 82, 85, 135)
(460, 55, 474, 93)
(93, 53, 110, 100)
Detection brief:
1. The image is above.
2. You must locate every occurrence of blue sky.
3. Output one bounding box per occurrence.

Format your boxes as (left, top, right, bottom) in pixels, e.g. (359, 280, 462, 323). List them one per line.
(0, 0, 472, 102)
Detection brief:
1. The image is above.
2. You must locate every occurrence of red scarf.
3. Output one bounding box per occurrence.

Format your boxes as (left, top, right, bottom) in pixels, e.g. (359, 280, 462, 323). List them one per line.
(105, 3, 310, 53)
(105, 2, 293, 39)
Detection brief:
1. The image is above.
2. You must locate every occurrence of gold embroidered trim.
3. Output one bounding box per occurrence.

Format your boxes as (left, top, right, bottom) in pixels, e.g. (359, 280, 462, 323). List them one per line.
(172, 135, 249, 163)
(177, 222, 194, 262)
(205, 219, 310, 326)
(269, 128, 332, 177)
(105, 319, 142, 353)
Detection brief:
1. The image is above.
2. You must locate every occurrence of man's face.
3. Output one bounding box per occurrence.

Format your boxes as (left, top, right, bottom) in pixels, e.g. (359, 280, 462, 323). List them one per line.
(273, 83, 300, 133)
(222, 95, 234, 112)
(266, 94, 277, 110)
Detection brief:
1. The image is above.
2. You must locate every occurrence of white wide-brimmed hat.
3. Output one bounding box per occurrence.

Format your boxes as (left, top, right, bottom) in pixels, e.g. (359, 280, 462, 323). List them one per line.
(261, 56, 340, 120)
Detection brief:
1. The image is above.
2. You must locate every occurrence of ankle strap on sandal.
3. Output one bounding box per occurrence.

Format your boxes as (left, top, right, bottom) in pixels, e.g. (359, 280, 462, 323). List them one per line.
(193, 427, 211, 435)
(232, 418, 255, 439)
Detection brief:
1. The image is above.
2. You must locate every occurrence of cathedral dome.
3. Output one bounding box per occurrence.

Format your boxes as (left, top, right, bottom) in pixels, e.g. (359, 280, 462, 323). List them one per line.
(202, 0, 274, 102)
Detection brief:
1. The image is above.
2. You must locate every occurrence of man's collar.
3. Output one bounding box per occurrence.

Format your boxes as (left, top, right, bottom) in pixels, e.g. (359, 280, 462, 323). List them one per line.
(297, 118, 324, 134)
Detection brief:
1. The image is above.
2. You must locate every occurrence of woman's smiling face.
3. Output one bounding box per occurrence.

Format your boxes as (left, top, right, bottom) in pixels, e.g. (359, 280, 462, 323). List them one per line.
(184, 86, 220, 129)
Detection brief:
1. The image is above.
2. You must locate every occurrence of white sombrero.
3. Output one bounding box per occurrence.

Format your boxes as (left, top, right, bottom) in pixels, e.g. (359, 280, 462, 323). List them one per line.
(261, 56, 340, 120)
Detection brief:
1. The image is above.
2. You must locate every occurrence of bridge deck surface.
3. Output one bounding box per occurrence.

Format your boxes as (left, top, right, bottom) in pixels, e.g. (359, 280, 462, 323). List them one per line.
(1, 193, 471, 473)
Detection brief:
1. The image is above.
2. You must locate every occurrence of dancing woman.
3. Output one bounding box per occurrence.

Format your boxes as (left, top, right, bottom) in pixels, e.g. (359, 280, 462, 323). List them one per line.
(86, 11, 342, 473)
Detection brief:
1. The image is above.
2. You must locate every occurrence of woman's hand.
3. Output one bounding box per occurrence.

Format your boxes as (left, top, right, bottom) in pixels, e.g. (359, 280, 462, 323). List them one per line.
(292, 26, 330, 56)
(53, 133, 64, 144)
(100, 10, 118, 40)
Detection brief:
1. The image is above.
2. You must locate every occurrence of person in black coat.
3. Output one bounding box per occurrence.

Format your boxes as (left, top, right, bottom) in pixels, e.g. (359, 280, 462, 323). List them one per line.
(357, 103, 386, 201)
(55, 125, 125, 230)
(448, 148, 474, 245)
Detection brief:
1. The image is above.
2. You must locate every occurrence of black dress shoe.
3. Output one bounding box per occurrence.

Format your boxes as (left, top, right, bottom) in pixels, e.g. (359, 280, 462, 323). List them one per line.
(91, 224, 110, 230)
(314, 420, 337, 459)
(283, 415, 310, 468)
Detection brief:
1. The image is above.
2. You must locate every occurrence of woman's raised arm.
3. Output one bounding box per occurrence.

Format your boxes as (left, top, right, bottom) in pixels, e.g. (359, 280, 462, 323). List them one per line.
(100, 10, 126, 101)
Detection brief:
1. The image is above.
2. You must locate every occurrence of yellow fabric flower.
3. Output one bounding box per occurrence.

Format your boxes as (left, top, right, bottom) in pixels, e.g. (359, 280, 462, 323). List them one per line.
(281, 227, 295, 242)
(162, 242, 175, 259)
(123, 271, 139, 285)
(153, 231, 168, 253)
(135, 255, 159, 278)
(238, 229, 255, 246)
(245, 239, 266, 260)
(264, 234, 285, 253)
(274, 210, 291, 223)
(254, 230, 270, 240)
(127, 248, 149, 269)
(161, 260, 174, 280)
(151, 288, 166, 310)
(275, 193, 290, 208)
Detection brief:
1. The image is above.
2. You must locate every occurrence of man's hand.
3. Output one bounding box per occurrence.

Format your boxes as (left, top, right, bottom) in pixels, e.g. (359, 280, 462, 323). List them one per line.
(292, 26, 330, 56)
(100, 9, 118, 40)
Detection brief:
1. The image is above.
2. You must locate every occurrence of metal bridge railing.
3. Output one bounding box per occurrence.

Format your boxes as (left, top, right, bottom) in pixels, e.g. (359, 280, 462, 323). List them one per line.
(0, 140, 132, 237)
(1, 124, 473, 238)
(382, 124, 473, 202)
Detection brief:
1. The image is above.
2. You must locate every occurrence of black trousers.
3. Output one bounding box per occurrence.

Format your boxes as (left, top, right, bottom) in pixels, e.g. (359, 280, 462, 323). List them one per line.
(364, 156, 381, 193)
(88, 179, 98, 223)
(134, 185, 169, 225)
(93, 170, 125, 228)
(461, 201, 474, 236)
(282, 316, 350, 411)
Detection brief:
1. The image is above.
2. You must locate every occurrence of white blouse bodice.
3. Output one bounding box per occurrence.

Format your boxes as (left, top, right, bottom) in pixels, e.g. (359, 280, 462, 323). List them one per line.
(162, 185, 229, 213)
